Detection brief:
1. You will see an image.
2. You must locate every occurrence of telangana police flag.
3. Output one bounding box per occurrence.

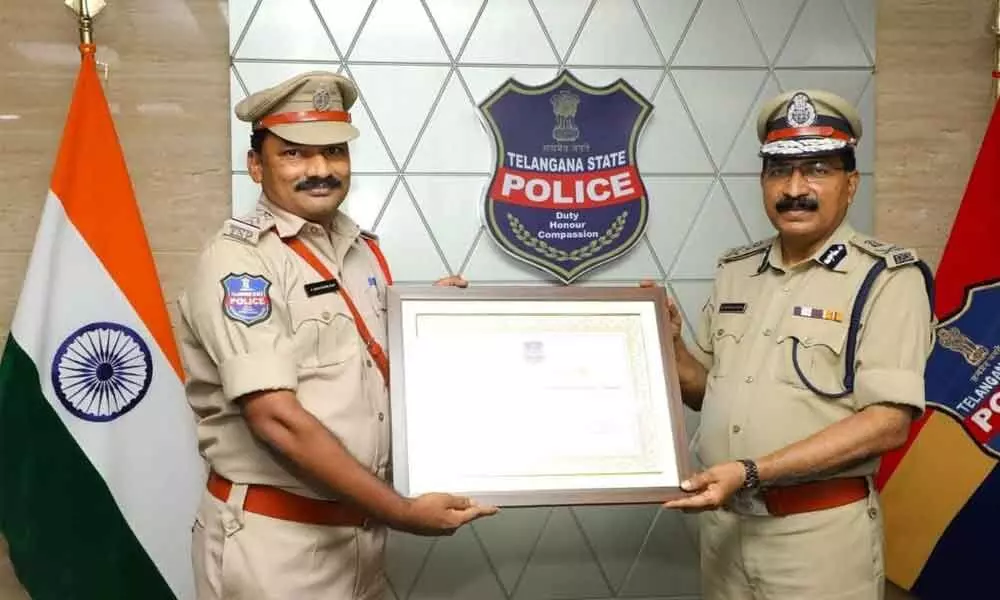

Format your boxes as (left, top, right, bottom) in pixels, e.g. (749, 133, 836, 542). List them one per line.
(875, 97, 1000, 598)
(0, 43, 202, 599)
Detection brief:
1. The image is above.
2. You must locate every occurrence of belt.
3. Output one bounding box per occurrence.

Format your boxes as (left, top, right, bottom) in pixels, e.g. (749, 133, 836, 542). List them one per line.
(207, 471, 370, 528)
(762, 476, 869, 517)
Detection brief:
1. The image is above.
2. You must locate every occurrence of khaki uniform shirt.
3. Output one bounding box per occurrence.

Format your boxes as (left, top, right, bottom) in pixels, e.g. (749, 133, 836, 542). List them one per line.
(692, 221, 933, 484)
(178, 195, 391, 499)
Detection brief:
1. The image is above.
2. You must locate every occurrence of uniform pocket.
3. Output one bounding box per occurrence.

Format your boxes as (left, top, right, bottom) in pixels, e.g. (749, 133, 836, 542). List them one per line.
(288, 295, 359, 368)
(708, 313, 750, 378)
(776, 317, 849, 393)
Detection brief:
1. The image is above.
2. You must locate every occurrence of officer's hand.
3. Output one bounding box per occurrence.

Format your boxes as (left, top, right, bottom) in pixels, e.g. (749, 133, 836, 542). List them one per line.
(639, 280, 682, 342)
(662, 462, 745, 512)
(434, 275, 469, 288)
(397, 493, 498, 536)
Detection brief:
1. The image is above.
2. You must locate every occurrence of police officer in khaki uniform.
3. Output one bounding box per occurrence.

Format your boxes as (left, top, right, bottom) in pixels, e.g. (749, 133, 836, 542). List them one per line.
(177, 70, 497, 600)
(659, 90, 934, 599)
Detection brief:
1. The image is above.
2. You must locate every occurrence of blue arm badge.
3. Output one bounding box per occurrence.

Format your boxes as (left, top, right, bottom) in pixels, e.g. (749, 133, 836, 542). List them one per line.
(221, 273, 272, 326)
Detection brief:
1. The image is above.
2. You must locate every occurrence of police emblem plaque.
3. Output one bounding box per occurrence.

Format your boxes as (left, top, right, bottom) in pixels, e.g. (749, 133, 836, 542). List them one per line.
(926, 280, 1000, 458)
(479, 71, 654, 284)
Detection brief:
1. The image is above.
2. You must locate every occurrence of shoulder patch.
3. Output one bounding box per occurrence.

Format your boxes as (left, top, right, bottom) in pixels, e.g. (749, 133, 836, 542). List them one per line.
(220, 273, 272, 326)
(222, 219, 261, 246)
(850, 235, 919, 268)
(718, 238, 773, 265)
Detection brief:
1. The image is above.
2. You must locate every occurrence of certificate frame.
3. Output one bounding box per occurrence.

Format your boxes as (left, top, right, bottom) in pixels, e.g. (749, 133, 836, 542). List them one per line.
(386, 285, 693, 507)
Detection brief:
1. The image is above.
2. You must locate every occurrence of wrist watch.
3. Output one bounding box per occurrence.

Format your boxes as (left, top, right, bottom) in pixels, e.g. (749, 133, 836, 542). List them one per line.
(738, 459, 760, 489)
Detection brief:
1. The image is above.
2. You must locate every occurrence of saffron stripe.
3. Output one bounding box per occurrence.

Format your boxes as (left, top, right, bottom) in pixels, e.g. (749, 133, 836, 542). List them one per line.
(48, 49, 181, 378)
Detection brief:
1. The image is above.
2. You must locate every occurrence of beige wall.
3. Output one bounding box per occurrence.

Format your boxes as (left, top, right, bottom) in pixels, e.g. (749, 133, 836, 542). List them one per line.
(0, 0, 995, 598)
(876, 0, 997, 270)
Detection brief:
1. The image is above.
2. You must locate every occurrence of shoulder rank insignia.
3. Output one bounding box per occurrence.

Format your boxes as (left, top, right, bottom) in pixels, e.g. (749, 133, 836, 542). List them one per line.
(222, 206, 275, 246)
(718, 237, 773, 266)
(850, 235, 919, 268)
(222, 218, 262, 246)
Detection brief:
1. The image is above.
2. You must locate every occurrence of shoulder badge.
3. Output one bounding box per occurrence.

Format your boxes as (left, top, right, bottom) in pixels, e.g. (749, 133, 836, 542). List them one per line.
(718, 238, 773, 266)
(222, 219, 261, 246)
(222, 206, 276, 246)
(221, 273, 272, 326)
(850, 234, 919, 269)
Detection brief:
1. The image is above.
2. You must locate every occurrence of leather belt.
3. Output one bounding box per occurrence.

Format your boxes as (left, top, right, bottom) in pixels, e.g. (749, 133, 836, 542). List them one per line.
(762, 476, 869, 517)
(208, 471, 370, 528)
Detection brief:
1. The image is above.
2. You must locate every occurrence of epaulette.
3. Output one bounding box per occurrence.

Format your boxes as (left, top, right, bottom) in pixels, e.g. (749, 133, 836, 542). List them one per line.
(359, 229, 379, 241)
(221, 207, 275, 247)
(850, 234, 919, 269)
(717, 237, 773, 266)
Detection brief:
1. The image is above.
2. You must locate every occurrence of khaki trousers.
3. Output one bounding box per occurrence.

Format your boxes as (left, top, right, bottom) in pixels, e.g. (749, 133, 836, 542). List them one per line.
(192, 488, 387, 600)
(699, 490, 885, 600)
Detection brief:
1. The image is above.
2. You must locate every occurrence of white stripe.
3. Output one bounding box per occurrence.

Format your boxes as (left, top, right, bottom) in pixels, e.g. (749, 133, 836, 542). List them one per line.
(12, 191, 202, 600)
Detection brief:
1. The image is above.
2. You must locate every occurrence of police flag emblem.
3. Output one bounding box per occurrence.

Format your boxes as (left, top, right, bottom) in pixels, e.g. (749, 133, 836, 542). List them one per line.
(478, 71, 653, 283)
(925, 280, 1000, 458)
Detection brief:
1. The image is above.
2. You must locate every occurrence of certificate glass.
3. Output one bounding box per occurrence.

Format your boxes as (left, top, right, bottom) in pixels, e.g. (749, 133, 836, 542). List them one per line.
(386, 286, 692, 506)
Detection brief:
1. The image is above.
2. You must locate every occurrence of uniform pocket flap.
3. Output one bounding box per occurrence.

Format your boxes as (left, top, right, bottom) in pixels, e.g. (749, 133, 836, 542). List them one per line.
(712, 313, 750, 342)
(778, 317, 848, 355)
(287, 295, 352, 331)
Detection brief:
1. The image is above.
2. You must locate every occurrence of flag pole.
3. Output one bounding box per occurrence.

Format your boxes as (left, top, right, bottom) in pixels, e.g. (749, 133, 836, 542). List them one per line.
(79, 0, 93, 46)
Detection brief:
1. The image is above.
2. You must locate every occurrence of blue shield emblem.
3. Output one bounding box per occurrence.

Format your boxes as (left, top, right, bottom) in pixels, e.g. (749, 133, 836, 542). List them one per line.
(479, 71, 653, 283)
(221, 273, 272, 326)
(926, 280, 1000, 458)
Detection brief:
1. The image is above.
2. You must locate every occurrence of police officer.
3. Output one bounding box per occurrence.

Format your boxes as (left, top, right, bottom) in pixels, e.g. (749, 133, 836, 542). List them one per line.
(177, 71, 497, 600)
(659, 90, 934, 599)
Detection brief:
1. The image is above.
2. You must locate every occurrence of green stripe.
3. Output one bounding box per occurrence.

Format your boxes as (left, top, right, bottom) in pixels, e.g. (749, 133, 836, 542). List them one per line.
(0, 335, 176, 600)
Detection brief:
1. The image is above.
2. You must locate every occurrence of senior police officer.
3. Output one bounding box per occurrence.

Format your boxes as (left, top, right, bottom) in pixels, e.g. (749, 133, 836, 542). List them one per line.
(177, 70, 497, 600)
(659, 90, 934, 599)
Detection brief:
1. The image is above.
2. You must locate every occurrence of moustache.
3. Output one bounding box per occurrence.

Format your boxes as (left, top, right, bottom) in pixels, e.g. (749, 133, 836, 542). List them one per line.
(295, 176, 342, 192)
(775, 195, 819, 213)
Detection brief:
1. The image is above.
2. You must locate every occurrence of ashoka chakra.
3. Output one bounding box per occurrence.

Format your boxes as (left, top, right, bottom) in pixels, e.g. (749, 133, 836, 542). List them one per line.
(51, 322, 153, 422)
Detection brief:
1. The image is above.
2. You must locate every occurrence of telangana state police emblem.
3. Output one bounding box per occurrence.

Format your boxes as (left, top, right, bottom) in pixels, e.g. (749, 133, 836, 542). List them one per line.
(925, 279, 1000, 458)
(221, 273, 272, 326)
(478, 71, 653, 283)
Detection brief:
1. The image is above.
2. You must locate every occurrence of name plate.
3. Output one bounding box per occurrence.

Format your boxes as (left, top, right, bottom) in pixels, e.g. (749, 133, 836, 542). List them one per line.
(386, 285, 692, 507)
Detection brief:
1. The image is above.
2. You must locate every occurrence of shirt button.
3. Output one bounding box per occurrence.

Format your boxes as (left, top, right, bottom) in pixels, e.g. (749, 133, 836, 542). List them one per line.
(716, 328, 724, 337)
(867, 507, 878, 519)
(782, 287, 791, 294)
(745, 376, 754, 383)
(321, 310, 331, 321)
(763, 328, 772, 336)
(378, 412, 385, 422)
(732, 425, 741, 434)
(366, 359, 373, 368)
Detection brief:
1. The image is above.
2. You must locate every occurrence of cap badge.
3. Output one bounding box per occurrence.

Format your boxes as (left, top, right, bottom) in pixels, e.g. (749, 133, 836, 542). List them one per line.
(786, 92, 817, 128)
(312, 85, 334, 111)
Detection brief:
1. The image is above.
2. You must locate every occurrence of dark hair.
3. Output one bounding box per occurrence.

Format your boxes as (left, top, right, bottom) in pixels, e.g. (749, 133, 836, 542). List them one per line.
(250, 128, 269, 153)
(761, 148, 856, 175)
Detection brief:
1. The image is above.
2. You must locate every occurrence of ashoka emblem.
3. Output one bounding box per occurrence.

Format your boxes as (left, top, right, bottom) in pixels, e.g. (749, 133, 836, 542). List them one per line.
(51, 322, 153, 422)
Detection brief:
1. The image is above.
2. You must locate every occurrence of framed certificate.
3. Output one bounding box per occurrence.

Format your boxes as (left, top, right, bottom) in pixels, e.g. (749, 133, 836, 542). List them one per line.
(386, 285, 692, 506)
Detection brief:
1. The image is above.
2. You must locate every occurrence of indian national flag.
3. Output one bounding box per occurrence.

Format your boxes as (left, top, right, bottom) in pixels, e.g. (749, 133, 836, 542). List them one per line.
(0, 43, 203, 599)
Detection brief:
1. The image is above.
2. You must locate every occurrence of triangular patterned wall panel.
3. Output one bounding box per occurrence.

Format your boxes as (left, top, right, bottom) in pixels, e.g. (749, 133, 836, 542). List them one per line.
(227, 0, 878, 596)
